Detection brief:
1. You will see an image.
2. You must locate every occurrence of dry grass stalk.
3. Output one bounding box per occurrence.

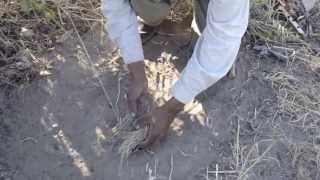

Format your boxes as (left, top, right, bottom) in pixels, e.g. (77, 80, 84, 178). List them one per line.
(238, 140, 276, 180)
(110, 113, 137, 137)
(266, 71, 320, 125)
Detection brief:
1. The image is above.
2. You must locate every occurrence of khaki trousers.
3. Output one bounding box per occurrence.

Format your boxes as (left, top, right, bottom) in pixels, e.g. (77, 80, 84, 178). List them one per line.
(130, 0, 210, 32)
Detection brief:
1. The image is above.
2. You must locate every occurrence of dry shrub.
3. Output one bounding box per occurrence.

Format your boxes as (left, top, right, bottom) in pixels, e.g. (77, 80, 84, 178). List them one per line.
(249, 1, 320, 127)
(248, 0, 301, 43)
(0, 0, 101, 89)
(248, 0, 320, 47)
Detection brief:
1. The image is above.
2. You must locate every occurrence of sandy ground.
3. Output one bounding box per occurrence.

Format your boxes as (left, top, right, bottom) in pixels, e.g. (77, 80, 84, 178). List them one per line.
(0, 23, 223, 180)
(1, 17, 320, 180)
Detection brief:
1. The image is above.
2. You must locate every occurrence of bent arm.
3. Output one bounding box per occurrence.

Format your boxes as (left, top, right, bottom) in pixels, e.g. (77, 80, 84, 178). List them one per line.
(171, 0, 249, 103)
(101, 0, 144, 64)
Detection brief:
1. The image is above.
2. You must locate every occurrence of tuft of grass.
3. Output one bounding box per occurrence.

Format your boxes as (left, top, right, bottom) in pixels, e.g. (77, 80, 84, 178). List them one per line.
(248, 0, 301, 44)
(266, 71, 320, 128)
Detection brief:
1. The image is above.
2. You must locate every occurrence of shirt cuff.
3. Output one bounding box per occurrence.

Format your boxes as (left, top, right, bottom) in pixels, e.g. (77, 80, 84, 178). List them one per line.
(117, 27, 144, 64)
(120, 44, 144, 64)
(170, 78, 195, 104)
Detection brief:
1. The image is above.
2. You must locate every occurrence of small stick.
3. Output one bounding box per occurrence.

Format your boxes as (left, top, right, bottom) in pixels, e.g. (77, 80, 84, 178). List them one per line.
(115, 75, 122, 121)
(276, 4, 305, 36)
(175, 145, 193, 157)
(215, 164, 219, 180)
(168, 153, 174, 180)
(21, 137, 38, 144)
(271, 46, 295, 53)
(268, 49, 289, 62)
(236, 117, 240, 170)
(239, 141, 276, 179)
(208, 170, 239, 174)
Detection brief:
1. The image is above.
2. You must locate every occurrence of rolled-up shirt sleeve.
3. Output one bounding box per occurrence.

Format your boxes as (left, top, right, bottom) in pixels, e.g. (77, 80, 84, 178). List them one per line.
(101, 0, 144, 64)
(171, 0, 249, 103)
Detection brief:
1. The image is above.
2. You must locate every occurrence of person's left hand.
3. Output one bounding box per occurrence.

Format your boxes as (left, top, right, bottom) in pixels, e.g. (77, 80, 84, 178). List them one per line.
(127, 61, 149, 117)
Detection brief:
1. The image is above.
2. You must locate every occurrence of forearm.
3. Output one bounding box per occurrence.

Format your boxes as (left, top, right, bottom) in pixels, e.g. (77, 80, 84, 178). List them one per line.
(101, 0, 144, 64)
(127, 61, 147, 83)
(171, 0, 249, 103)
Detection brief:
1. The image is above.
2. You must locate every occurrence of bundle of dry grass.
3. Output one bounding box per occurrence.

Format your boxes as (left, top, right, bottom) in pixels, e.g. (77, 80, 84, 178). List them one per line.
(108, 113, 148, 165)
(118, 128, 147, 163)
(101, 113, 148, 169)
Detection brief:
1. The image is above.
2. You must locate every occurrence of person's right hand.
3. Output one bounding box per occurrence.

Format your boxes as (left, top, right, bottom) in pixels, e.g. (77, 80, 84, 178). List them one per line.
(127, 61, 148, 117)
(138, 97, 184, 149)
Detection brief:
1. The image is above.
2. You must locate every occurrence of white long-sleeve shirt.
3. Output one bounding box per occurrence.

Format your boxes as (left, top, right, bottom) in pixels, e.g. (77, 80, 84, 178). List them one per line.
(102, 0, 249, 103)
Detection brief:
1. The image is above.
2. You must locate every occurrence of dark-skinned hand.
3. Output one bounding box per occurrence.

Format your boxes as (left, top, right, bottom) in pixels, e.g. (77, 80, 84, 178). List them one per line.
(138, 98, 184, 149)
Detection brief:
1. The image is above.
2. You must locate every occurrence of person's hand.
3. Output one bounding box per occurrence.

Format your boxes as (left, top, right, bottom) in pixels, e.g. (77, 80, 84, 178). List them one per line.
(138, 98, 184, 149)
(127, 61, 148, 116)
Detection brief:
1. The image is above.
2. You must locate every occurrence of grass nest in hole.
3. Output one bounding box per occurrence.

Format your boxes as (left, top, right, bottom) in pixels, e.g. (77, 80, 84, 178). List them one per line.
(118, 128, 147, 163)
(110, 113, 148, 164)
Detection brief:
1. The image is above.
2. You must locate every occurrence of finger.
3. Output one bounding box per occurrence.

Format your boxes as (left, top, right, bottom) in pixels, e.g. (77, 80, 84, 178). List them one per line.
(134, 112, 150, 129)
(138, 135, 157, 150)
(137, 127, 157, 149)
(136, 99, 146, 117)
(136, 113, 150, 127)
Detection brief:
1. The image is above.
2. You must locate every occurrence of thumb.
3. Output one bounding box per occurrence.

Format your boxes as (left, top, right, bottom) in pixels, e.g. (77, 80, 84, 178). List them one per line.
(137, 125, 156, 149)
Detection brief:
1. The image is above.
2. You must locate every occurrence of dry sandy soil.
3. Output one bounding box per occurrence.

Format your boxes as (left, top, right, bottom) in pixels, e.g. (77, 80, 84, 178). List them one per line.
(1, 12, 320, 180)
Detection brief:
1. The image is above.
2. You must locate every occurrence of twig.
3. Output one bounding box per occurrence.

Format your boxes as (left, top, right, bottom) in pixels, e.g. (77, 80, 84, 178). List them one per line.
(271, 45, 295, 53)
(238, 141, 276, 179)
(208, 170, 239, 174)
(115, 75, 122, 121)
(175, 145, 193, 157)
(269, 49, 290, 62)
(65, 11, 118, 118)
(216, 164, 219, 180)
(277, 3, 305, 36)
(169, 153, 174, 180)
(21, 137, 38, 144)
(236, 117, 240, 170)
